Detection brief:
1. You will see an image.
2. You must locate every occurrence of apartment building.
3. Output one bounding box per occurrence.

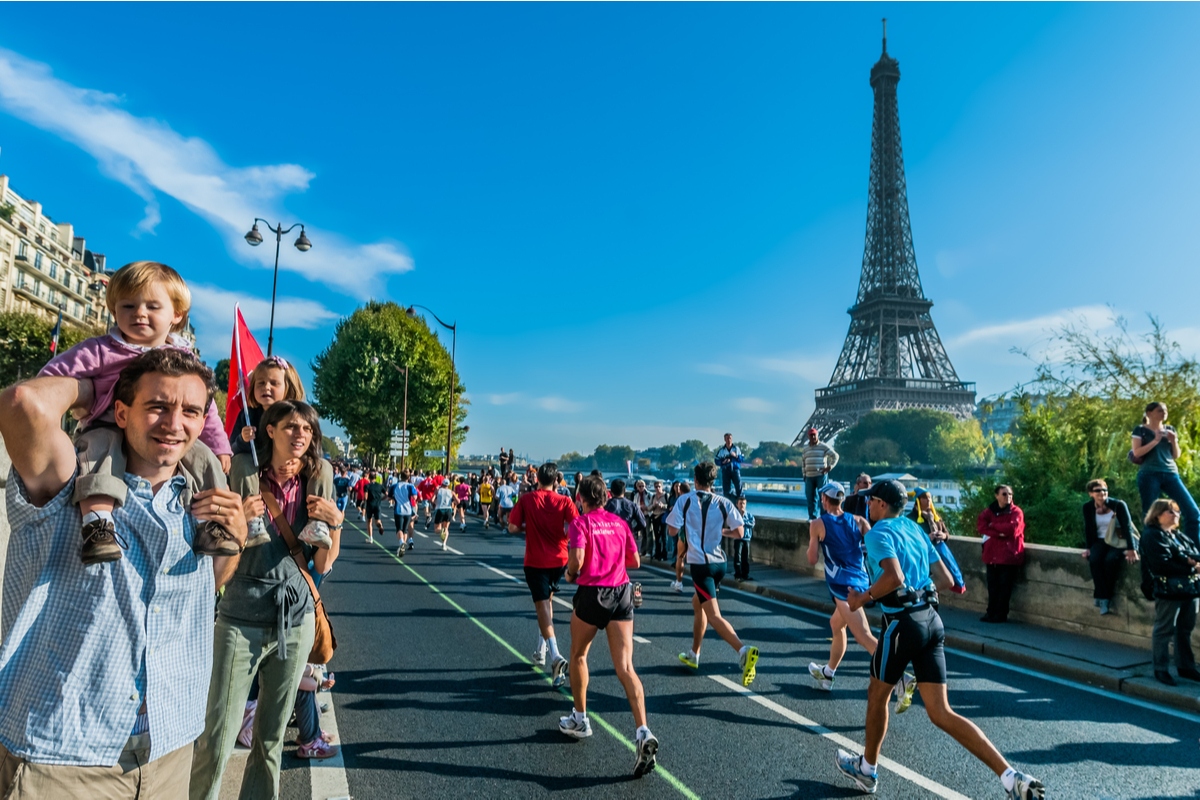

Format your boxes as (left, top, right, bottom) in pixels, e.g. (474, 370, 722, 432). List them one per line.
(0, 173, 110, 331)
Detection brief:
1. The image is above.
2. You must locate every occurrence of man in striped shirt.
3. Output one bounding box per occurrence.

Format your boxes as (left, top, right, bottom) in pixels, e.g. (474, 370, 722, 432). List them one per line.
(801, 427, 839, 521)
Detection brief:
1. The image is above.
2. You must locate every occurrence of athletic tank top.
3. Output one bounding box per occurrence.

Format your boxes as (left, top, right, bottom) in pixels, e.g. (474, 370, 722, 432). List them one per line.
(819, 512, 870, 591)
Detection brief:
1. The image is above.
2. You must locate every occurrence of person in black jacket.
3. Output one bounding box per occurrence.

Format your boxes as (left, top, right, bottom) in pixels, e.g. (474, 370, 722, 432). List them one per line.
(1140, 498, 1200, 686)
(843, 473, 872, 520)
(1081, 479, 1140, 616)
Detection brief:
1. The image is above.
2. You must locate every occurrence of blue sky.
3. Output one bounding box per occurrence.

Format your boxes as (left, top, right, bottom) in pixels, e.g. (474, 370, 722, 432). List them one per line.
(2, 3, 1199, 460)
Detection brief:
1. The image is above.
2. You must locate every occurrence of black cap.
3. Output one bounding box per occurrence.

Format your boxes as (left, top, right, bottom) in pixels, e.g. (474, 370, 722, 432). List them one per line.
(864, 479, 907, 507)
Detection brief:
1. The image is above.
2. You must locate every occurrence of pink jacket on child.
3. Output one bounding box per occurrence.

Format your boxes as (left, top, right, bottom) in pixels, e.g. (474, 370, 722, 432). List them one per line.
(38, 330, 233, 457)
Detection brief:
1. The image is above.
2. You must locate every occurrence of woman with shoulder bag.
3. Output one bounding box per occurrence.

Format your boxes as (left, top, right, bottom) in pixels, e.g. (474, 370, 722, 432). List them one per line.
(1140, 498, 1200, 686)
(1081, 479, 1139, 616)
(191, 400, 343, 800)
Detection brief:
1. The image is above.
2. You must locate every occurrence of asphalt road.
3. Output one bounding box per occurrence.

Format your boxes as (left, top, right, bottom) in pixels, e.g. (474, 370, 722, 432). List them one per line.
(270, 511, 1200, 800)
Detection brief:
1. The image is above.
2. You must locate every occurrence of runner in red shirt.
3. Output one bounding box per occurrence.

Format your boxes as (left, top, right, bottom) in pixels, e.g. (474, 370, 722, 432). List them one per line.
(417, 472, 439, 530)
(508, 461, 579, 686)
(353, 475, 369, 519)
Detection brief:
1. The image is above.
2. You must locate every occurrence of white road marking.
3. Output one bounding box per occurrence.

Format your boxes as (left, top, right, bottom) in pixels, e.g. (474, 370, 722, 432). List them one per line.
(446, 545, 464, 555)
(477, 561, 521, 582)
(633, 635, 652, 644)
(708, 675, 970, 800)
(552, 596, 573, 610)
(415, 531, 430, 538)
(309, 688, 350, 800)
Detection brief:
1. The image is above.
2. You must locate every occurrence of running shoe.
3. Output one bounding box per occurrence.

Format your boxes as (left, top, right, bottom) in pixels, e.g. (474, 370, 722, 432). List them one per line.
(808, 662, 834, 692)
(632, 583, 643, 608)
(298, 520, 333, 549)
(834, 749, 877, 794)
(550, 655, 570, 687)
(740, 645, 760, 687)
(677, 651, 699, 669)
(408, 540, 414, 551)
(533, 637, 548, 666)
(397, 544, 405, 558)
(441, 539, 448, 551)
(633, 729, 658, 778)
(296, 738, 339, 759)
(1006, 772, 1045, 799)
(670, 580, 683, 593)
(895, 672, 916, 714)
(558, 713, 592, 739)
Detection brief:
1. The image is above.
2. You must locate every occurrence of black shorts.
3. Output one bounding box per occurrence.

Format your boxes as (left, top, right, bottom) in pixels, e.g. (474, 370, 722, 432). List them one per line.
(690, 562, 727, 602)
(365, 504, 382, 521)
(433, 509, 453, 524)
(524, 565, 567, 602)
(871, 605, 947, 686)
(394, 512, 412, 529)
(573, 583, 634, 629)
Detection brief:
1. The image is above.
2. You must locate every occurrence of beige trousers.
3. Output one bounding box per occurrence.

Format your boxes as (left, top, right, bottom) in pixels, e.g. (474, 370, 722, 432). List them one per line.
(0, 735, 192, 800)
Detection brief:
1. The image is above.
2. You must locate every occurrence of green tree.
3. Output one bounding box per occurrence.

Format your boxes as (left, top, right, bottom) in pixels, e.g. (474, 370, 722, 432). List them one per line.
(749, 440, 804, 466)
(928, 418, 993, 471)
(321, 435, 340, 459)
(835, 409, 959, 464)
(658, 444, 680, 467)
(213, 358, 230, 391)
(311, 301, 467, 469)
(0, 311, 101, 388)
(955, 314, 1200, 546)
(594, 444, 636, 471)
(677, 439, 713, 464)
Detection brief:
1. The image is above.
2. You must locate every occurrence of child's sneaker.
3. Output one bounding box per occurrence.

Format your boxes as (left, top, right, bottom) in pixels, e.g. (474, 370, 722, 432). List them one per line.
(81, 515, 124, 564)
(194, 520, 242, 557)
(244, 515, 272, 548)
(298, 519, 333, 549)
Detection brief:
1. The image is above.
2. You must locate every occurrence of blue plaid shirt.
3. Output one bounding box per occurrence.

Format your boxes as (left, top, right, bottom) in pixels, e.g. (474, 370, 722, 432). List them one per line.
(0, 469, 215, 766)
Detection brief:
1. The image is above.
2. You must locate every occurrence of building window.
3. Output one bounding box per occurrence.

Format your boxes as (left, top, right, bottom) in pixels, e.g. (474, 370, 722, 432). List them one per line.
(49, 261, 57, 279)
(17, 240, 26, 258)
(34, 251, 42, 269)
(51, 229, 58, 242)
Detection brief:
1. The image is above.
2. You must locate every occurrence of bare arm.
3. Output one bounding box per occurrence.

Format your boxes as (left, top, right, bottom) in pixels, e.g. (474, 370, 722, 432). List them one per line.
(1131, 432, 1160, 459)
(806, 518, 824, 566)
(847, 557, 904, 612)
(567, 546, 586, 581)
(721, 524, 745, 539)
(0, 377, 93, 505)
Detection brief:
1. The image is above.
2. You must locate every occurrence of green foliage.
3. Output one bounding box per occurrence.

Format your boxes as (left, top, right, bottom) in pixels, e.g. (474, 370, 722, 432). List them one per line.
(677, 439, 713, 464)
(954, 314, 1200, 547)
(213, 358, 230, 390)
(928, 418, 992, 471)
(321, 435, 340, 459)
(594, 444, 636, 471)
(311, 301, 467, 469)
(749, 440, 805, 466)
(0, 310, 101, 388)
(658, 444, 679, 466)
(836, 409, 959, 464)
(0, 203, 15, 222)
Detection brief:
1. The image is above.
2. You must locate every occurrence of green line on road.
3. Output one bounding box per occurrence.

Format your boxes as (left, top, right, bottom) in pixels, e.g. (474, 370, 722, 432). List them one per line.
(346, 523, 701, 800)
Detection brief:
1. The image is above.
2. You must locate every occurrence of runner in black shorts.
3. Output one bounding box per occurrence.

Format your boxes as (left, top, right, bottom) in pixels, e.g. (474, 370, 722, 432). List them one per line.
(363, 470, 385, 543)
(834, 480, 1045, 799)
(524, 565, 567, 603)
(573, 583, 634, 629)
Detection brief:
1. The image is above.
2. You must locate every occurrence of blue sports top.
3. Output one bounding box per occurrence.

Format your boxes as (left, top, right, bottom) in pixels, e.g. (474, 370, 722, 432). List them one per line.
(864, 515, 940, 613)
(819, 512, 870, 592)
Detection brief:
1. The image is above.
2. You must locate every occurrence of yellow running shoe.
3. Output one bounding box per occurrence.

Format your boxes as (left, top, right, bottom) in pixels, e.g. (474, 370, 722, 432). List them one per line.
(740, 646, 759, 687)
(895, 672, 916, 714)
(677, 651, 699, 669)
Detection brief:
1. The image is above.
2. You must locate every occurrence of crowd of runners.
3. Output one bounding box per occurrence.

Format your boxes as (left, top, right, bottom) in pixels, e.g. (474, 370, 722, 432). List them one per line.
(318, 447, 1045, 798)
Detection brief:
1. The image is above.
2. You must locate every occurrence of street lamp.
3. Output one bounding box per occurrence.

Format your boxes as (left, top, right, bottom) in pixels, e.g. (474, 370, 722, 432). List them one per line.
(372, 357, 410, 471)
(243, 219, 312, 356)
(406, 304, 457, 476)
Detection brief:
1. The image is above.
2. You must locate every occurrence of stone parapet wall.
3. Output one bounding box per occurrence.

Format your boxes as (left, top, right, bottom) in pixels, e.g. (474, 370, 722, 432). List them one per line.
(750, 514, 1191, 651)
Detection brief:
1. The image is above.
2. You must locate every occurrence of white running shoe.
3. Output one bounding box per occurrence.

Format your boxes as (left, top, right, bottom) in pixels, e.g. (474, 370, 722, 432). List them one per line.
(894, 672, 916, 714)
(633, 728, 658, 777)
(558, 712, 592, 739)
(441, 539, 448, 551)
(550, 655, 569, 688)
(298, 520, 333, 549)
(1006, 771, 1046, 799)
(834, 749, 877, 794)
(670, 580, 683, 593)
(808, 662, 834, 692)
(244, 515, 272, 548)
(533, 637, 548, 666)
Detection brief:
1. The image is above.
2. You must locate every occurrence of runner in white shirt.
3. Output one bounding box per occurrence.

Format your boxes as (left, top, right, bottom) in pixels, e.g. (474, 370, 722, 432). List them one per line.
(666, 462, 759, 686)
(434, 483, 457, 550)
(391, 471, 418, 557)
(496, 477, 518, 529)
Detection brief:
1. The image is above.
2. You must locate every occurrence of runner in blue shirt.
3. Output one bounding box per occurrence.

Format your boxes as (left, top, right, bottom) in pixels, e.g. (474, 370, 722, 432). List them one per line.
(833, 480, 1045, 800)
(391, 471, 418, 557)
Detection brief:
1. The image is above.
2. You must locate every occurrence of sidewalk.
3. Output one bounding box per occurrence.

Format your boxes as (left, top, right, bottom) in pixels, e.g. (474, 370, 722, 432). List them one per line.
(645, 558, 1200, 716)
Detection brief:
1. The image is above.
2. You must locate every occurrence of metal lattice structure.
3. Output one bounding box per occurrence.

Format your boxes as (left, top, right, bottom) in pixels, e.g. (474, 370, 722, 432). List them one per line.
(796, 23, 975, 444)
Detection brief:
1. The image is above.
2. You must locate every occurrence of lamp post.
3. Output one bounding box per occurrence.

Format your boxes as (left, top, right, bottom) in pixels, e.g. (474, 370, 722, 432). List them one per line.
(406, 304, 456, 476)
(243, 219, 312, 356)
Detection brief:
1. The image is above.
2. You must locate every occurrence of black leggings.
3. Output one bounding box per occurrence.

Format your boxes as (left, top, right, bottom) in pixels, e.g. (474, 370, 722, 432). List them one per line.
(985, 563, 1020, 621)
(1088, 543, 1126, 601)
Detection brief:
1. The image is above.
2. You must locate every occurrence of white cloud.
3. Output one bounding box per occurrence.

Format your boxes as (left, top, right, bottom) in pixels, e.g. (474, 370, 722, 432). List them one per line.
(755, 355, 834, 383)
(0, 47, 413, 298)
(486, 392, 522, 406)
(733, 396, 775, 413)
(948, 305, 1113, 349)
(187, 283, 340, 358)
(536, 396, 583, 413)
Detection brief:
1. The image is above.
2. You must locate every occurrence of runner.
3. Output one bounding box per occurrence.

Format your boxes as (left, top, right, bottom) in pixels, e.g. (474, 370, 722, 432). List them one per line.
(364, 469, 385, 543)
(454, 475, 472, 532)
(559, 474, 658, 778)
(418, 472, 439, 530)
(496, 474, 518, 529)
(433, 479, 456, 550)
(804, 483, 890, 699)
(605, 479, 647, 608)
(508, 462, 579, 687)
(667, 480, 690, 592)
(353, 471, 369, 520)
(333, 467, 351, 512)
(392, 470, 418, 556)
(479, 475, 495, 529)
(667, 463, 759, 686)
(833, 480, 1045, 799)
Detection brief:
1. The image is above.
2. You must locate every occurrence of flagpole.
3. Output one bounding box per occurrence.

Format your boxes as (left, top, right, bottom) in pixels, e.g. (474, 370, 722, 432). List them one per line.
(233, 305, 259, 469)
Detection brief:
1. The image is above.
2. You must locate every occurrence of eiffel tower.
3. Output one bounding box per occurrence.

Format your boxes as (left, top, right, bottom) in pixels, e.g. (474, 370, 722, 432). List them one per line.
(796, 21, 975, 443)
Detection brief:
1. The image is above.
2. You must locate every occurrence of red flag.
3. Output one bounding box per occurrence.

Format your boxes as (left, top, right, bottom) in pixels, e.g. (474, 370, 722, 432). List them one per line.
(49, 307, 63, 354)
(224, 305, 264, 438)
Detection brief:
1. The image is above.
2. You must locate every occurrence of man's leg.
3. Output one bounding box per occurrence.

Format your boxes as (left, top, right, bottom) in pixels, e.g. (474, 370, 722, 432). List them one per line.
(607, 619, 647, 728)
(862, 676, 895, 764)
(698, 596, 744, 654)
(238, 613, 316, 800)
(731, 470, 742, 499)
(722, 470, 732, 499)
(837, 599, 878, 654)
(535, 597, 556, 643)
(568, 613, 599, 714)
(917, 682, 1011, 775)
(190, 619, 263, 800)
(805, 476, 818, 519)
(828, 611, 849, 670)
(691, 593, 708, 654)
(1176, 598, 1198, 672)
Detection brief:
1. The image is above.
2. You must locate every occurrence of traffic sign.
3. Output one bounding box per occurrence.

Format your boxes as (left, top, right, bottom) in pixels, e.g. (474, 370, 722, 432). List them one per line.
(424, 450, 447, 458)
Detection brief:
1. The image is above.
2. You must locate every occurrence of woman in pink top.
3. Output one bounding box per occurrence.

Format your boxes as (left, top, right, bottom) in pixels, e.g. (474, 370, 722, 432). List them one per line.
(559, 475, 658, 778)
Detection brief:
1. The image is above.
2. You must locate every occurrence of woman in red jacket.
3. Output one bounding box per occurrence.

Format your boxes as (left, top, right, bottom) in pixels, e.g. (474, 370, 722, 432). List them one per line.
(976, 485, 1025, 623)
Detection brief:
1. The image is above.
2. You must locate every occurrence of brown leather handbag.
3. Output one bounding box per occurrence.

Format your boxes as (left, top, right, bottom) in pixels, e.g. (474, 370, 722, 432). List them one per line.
(263, 493, 338, 664)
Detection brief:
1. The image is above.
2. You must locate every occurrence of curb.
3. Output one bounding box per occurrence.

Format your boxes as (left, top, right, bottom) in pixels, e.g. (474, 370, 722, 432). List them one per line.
(643, 559, 1200, 717)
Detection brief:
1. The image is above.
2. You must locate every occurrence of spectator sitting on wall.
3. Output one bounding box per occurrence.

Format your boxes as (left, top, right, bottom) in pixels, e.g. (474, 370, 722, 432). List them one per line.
(1081, 479, 1139, 616)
